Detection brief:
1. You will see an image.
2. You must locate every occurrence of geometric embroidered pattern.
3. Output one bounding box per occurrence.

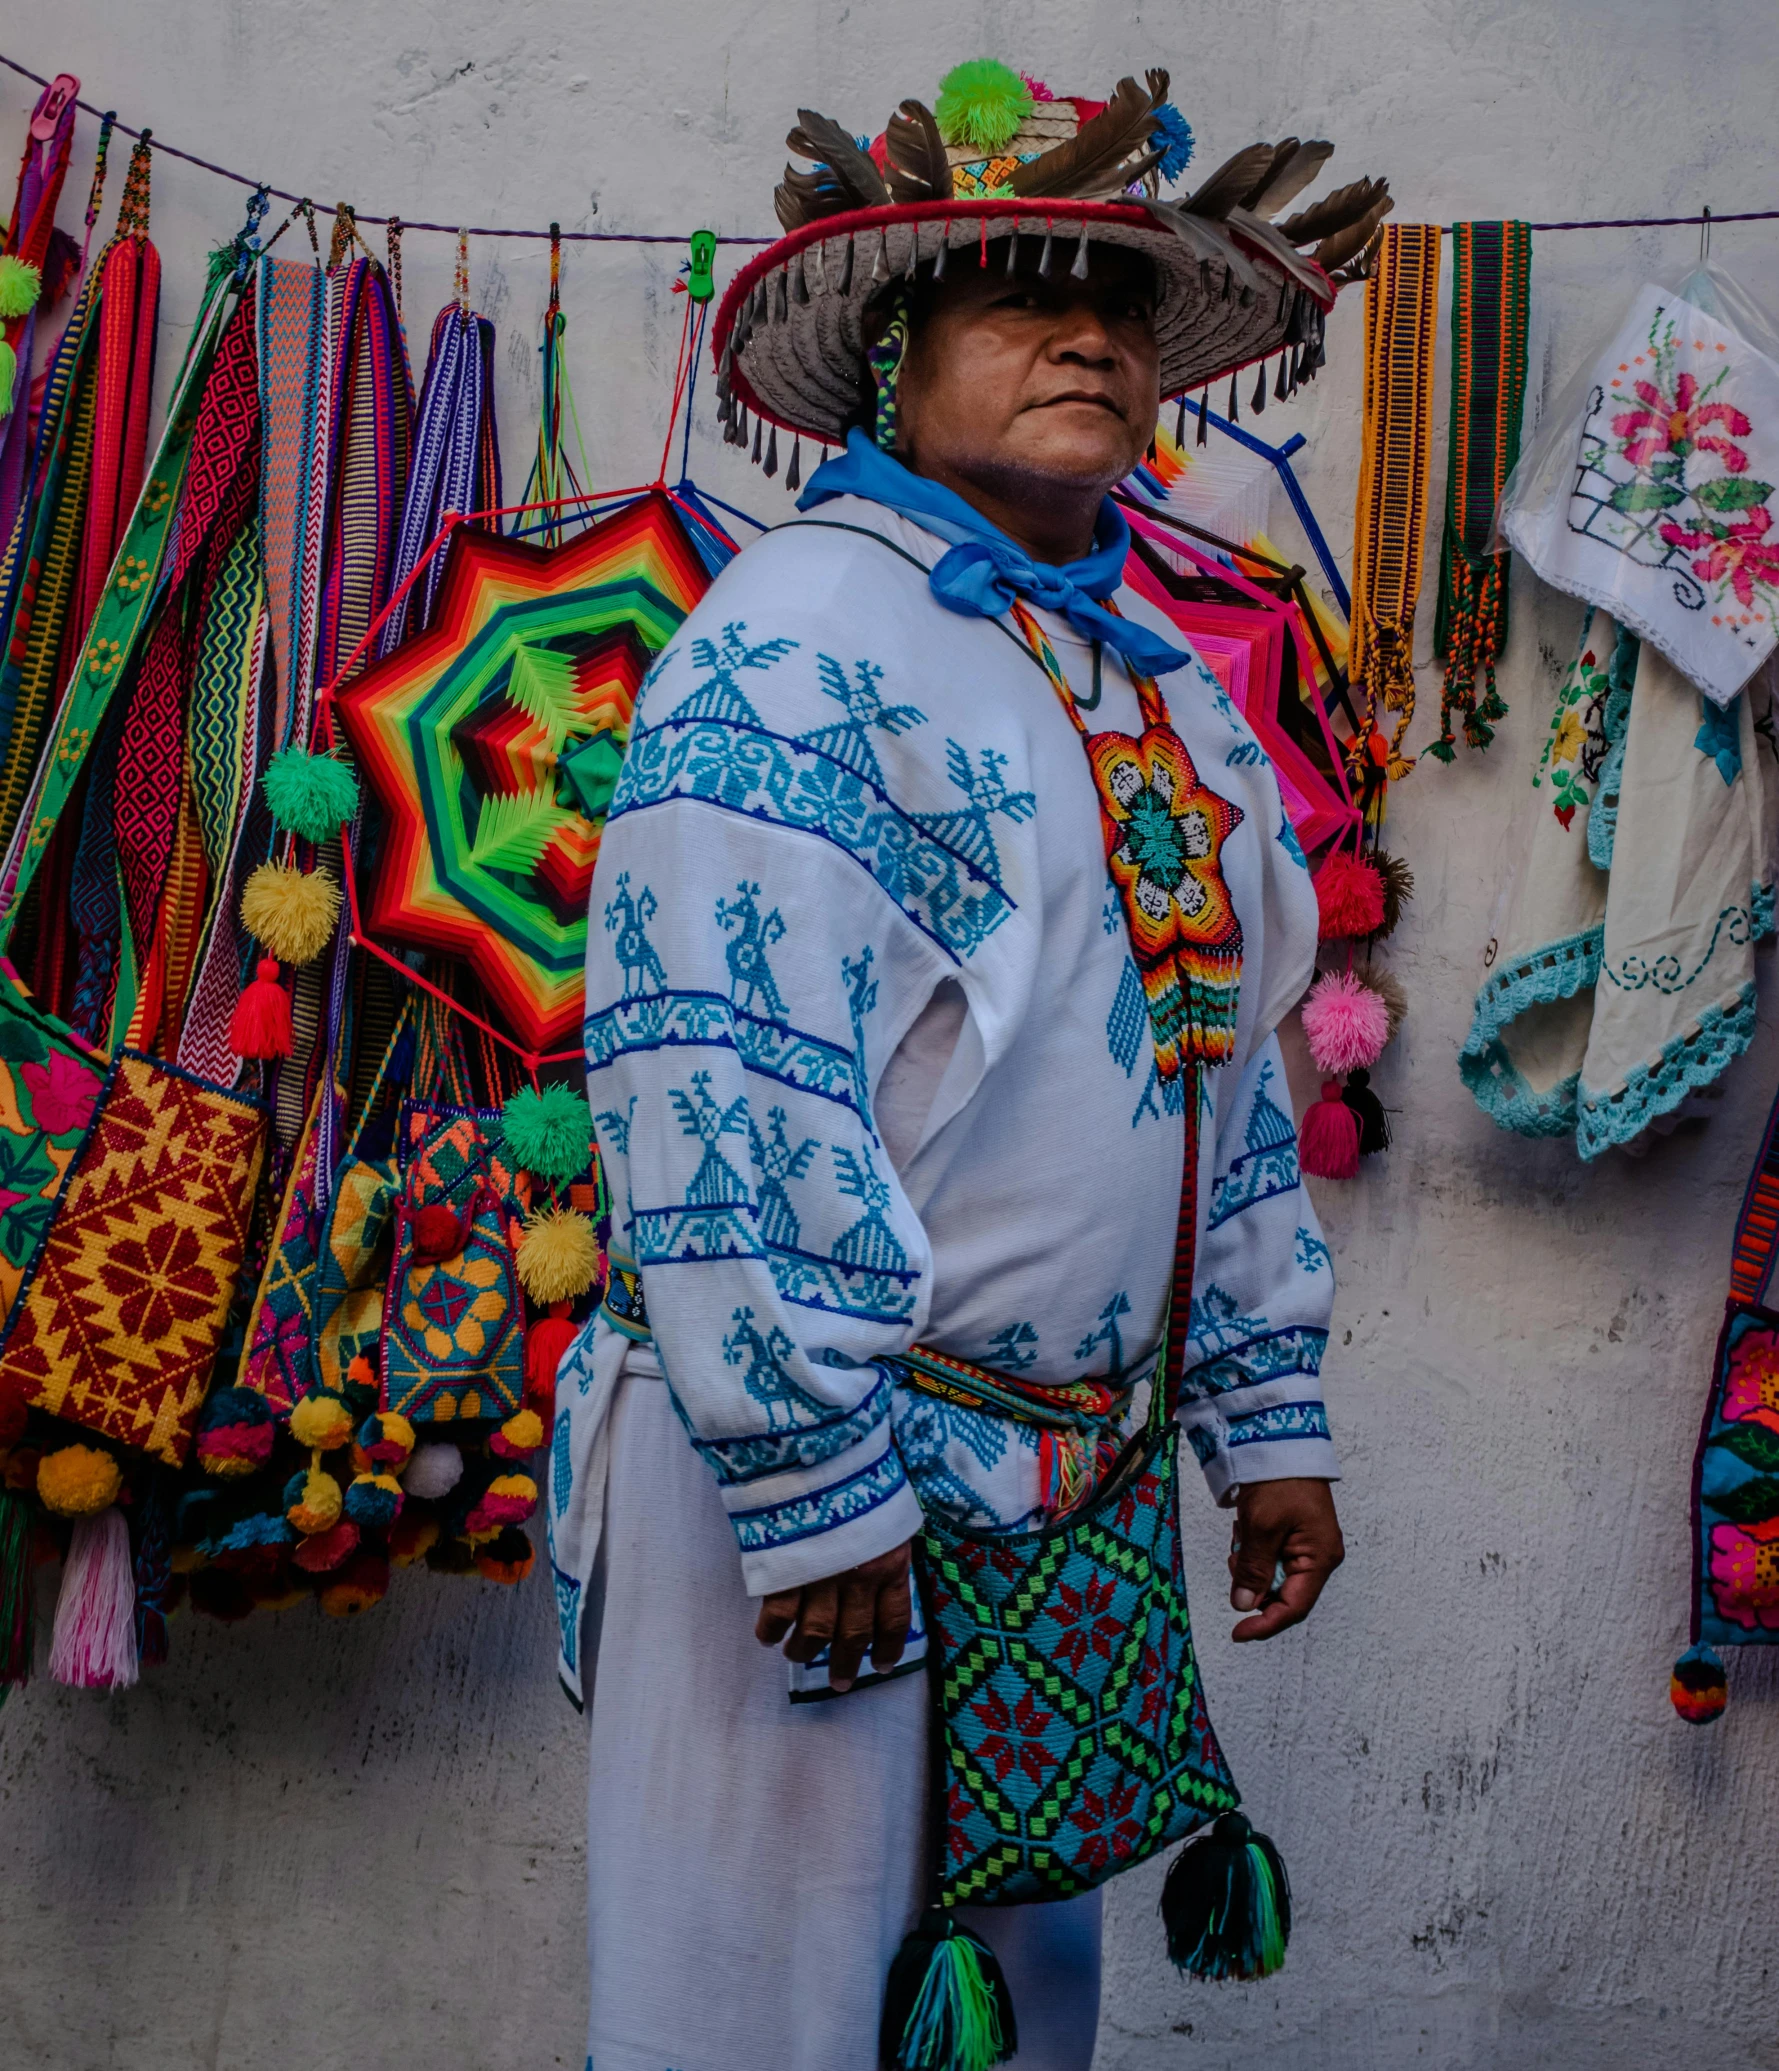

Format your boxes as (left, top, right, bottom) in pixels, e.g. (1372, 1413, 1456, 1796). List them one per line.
(922, 1425, 1237, 1905)
(0, 1051, 266, 1464)
(584, 988, 865, 1118)
(1207, 1063, 1301, 1231)
(380, 1104, 531, 1424)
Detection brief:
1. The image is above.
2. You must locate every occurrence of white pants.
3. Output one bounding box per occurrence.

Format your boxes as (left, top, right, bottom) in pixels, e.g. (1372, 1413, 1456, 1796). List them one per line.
(585, 1371, 1102, 2071)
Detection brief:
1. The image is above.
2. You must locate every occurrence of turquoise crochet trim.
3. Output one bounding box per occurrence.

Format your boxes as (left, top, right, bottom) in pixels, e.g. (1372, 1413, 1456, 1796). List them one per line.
(1577, 979, 1761, 1161)
(1461, 923, 1603, 1062)
(1459, 1041, 1579, 1138)
(1585, 626, 1639, 873)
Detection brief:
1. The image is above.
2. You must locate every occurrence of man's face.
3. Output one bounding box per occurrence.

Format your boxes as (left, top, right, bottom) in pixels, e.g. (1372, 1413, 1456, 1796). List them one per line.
(896, 243, 1162, 501)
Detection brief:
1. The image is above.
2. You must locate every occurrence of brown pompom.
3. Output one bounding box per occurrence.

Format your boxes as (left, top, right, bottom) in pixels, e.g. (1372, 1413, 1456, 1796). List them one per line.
(1368, 966, 1409, 1042)
(1370, 850, 1416, 939)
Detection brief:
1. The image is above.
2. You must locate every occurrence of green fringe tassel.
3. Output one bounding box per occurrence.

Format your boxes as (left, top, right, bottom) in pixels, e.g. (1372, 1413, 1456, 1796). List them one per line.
(1160, 1812, 1292, 1981)
(881, 1910, 1017, 2071)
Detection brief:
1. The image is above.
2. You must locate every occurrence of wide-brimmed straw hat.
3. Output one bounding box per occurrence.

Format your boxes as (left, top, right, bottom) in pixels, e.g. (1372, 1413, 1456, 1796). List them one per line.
(713, 60, 1392, 455)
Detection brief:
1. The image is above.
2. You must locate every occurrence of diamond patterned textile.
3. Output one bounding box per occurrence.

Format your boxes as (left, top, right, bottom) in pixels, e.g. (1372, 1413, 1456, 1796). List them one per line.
(922, 1423, 1238, 1906)
(380, 1104, 530, 1424)
(0, 1051, 266, 1464)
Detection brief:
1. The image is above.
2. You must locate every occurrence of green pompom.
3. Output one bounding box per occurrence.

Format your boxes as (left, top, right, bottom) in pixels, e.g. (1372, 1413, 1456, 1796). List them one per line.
(0, 339, 15, 419)
(934, 59, 1033, 154)
(262, 746, 360, 842)
(0, 255, 40, 321)
(500, 1083, 590, 1183)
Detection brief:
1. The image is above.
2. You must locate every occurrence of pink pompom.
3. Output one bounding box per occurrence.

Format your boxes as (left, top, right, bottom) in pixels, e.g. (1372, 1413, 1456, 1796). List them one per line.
(1299, 1081, 1361, 1181)
(1314, 851, 1386, 940)
(1301, 971, 1392, 1075)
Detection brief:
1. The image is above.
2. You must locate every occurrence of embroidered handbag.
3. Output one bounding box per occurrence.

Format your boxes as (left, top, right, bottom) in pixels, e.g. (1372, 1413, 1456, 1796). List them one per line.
(0, 1048, 267, 1465)
(379, 1101, 531, 1426)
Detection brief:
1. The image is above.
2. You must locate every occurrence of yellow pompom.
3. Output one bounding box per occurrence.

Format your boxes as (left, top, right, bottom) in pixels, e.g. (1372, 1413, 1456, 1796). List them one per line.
(492, 1408, 544, 1459)
(286, 1464, 343, 1536)
(515, 1204, 602, 1305)
(289, 1390, 354, 1452)
(240, 860, 341, 966)
(36, 1443, 123, 1518)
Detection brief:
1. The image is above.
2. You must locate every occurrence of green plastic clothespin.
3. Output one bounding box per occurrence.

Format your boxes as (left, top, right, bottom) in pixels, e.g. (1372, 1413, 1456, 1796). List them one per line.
(687, 229, 717, 304)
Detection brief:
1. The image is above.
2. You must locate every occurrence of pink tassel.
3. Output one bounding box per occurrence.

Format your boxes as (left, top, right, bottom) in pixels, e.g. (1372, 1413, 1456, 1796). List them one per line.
(1299, 1080, 1361, 1181)
(49, 1508, 139, 1690)
(1301, 971, 1392, 1074)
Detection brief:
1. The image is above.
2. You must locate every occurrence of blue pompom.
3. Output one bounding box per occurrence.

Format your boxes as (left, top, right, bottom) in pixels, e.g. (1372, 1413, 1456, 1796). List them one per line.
(1152, 102, 1196, 183)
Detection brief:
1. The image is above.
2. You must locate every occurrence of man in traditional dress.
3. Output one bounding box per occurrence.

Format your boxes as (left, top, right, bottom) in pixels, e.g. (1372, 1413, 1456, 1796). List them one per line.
(551, 59, 1389, 2071)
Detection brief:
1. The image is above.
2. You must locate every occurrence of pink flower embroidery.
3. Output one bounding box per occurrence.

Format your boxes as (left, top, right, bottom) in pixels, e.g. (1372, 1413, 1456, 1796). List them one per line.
(1660, 507, 1779, 608)
(1708, 1518, 1779, 1632)
(1723, 1326, 1779, 1435)
(21, 1051, 100, 1137)
(1612, 371, 1752, 470)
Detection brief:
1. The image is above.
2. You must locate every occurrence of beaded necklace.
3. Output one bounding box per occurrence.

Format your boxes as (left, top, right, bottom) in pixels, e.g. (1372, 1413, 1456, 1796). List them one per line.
(1008, 596, 1244, 1073)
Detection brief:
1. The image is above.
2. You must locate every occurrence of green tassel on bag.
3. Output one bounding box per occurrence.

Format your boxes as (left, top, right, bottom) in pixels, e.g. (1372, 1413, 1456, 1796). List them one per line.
(880, 1910, 1018, 2071)
(1160, 1812, 1292, 1981)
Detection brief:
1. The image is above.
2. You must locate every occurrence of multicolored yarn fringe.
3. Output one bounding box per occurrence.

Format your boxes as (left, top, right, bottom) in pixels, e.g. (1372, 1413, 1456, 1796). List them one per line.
(1348, 222, 1441, 787)
(1429, 222, 1532, 762)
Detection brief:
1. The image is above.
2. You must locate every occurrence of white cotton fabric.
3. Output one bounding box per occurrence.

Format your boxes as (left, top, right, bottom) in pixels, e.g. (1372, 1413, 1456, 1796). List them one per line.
(1462, 610, 1778, 1154)
(584, 1369, 1103, 2071)
(1500, 281, 1779, 705)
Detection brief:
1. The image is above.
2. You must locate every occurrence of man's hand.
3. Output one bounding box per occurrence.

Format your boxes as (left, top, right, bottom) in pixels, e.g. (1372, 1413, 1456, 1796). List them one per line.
(755, 1540, 914, 1693)
(1228, 1479, 1344, 1642)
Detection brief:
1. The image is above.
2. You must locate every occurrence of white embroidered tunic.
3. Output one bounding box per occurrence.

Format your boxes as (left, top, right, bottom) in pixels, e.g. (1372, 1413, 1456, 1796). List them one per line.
(548, 495, 1338, 1700)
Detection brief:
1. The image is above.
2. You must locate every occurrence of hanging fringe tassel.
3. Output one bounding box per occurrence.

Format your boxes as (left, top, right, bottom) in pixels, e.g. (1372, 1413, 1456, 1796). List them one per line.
(1299, 1081, 1360, 1181)
(133, 1470, 175, 1669)
(1196, 387, 1209, 446)
(1342, 1068, 1390, 1155)
(49, 1508, 140, 1690)
(1160, 1812, 1292, 1981)
(231, 957, 293, 1059)
(881, 1910, 1018, 2071)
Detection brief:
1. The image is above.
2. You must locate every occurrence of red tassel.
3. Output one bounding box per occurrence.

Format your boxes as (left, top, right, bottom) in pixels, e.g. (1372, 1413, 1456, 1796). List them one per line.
(1313, 851, 1386, 940)
(411, 1200, 473, 1264)
(1299, 1080, 1361, 1180)
(526, 1303, 578, 1423)
(231, 956, 293, 1059)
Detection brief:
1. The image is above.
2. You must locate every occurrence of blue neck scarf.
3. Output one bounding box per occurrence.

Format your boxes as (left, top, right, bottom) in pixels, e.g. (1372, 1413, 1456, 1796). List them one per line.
(797, 429, 1191, 679)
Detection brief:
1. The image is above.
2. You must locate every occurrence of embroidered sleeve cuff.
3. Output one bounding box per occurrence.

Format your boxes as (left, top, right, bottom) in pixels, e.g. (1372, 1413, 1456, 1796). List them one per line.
(1179, 1386, 1338, 1505)
(721, 1418, 926, 1596)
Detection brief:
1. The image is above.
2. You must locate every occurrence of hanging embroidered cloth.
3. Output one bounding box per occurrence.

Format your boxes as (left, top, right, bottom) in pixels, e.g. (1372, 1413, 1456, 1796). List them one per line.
(0, 963, 105, 1331)
(1430, 221, 1532, 760)
(256, 252, 329, 747)
(1460, 608, 1778, 1155)
(1348, 221, 1441, 782)
(335, 491, 714, 1055)
(1500, 280, 1779, 707)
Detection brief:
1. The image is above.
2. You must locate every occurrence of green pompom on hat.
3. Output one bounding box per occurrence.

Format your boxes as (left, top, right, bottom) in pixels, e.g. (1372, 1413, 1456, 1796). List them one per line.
(934, 59, 1034, 154)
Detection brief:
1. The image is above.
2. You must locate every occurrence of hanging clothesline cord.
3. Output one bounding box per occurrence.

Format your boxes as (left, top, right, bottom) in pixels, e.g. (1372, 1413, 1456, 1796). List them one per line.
(4, 48, 1776, 248)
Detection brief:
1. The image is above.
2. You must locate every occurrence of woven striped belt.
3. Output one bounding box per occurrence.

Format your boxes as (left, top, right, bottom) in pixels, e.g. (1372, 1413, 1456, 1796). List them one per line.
(601, 1261, 1143, 1516)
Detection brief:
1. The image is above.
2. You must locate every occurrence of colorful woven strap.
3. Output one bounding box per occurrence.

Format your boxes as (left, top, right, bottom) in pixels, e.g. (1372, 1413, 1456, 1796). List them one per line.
(257, 254, 328, 746)
(1728, 1073, 1779, 1309)
(314, 256, 412, 690)
(1349, 222, 1442, 783)
(1430, 222, 1533, 763)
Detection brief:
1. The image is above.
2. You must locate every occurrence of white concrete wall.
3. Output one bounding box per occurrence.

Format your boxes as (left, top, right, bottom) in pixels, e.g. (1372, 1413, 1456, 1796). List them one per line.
(3, 4, 1779, 2067)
